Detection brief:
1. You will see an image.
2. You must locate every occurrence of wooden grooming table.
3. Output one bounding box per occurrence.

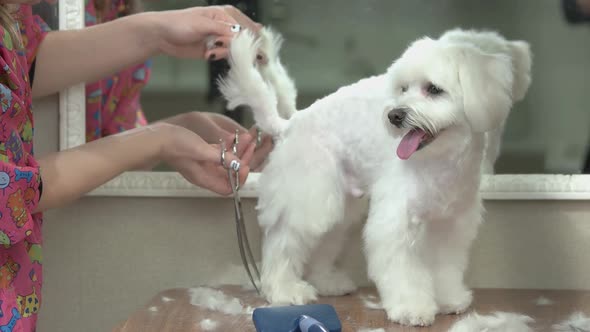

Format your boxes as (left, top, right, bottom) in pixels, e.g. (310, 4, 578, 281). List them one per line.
(113, 286, 590, 331)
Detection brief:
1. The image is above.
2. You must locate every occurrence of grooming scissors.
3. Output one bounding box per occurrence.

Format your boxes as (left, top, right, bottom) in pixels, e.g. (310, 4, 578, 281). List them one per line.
(221, 130, 261, 294)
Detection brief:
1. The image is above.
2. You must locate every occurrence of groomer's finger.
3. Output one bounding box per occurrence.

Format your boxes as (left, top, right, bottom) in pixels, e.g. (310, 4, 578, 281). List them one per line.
(205, 48, 230, 61)
(223, 131, 253, 158)
(196, 166, 235, 195)
(209, 36, 233, 50)
(210, 162, 251, 194)
(222, 5, 262, 32)
(196, 150, 253, 194)
(239, 142, 257, 166)
(251, 135, 273, 170)
(238, 165, 251, 187)
(199, 17, 238, 38)
(199, 143, 239, 165)
(200, 7, 240, 37)
(247, 126, 258, 137)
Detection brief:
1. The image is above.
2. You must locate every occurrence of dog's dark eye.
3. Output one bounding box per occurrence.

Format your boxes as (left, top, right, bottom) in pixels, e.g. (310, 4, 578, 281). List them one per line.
(426, 83, 444, 95)
(401, 85, 408, 93)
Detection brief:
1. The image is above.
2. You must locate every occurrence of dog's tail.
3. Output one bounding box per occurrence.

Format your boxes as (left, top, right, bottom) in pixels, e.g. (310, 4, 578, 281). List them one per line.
(258, 28, 298, 120)
(217, 29, 291, 137)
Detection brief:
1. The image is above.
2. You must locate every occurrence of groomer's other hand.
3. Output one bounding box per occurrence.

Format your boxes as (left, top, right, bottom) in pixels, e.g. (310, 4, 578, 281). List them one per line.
(163, 126, 256, 195)
(246, 127, 274, 172)
(154, 5, 262, 61)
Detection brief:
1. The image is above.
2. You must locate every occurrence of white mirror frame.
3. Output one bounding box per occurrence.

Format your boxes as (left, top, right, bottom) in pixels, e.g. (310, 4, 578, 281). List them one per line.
(58, 0, 590, 200)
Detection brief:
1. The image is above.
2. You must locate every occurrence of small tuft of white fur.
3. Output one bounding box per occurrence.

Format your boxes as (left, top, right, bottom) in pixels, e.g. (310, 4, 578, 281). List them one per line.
(188, 287, 249, 315)
(447, 312, 534, 332)
(199, 318, 219, 331)
(218, 30, 288, 137)
(357, 328, 385, 332)
(534, 296, 553, 306)
(359, 294, 382, 310)
(147, 306, 158, 313)
(161, 296, 174, 303)
(553, 312, 590, 331)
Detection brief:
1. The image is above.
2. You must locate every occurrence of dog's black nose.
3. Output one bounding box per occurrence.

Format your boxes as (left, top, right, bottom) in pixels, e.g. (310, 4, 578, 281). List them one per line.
(388, 108, 407, 128)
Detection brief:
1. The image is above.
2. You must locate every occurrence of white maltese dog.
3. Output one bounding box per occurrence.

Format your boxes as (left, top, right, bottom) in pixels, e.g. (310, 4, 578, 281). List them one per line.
(218, 28, 532, 326)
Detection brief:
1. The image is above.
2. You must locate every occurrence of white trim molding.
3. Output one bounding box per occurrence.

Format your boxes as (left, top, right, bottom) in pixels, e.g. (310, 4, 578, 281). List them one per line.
(58, 0, 590, 201)
(481, 174, 590, 200)
(88, 172, 261, 198)
(59, 0, 86, 151)
(85, 173, 590, 200)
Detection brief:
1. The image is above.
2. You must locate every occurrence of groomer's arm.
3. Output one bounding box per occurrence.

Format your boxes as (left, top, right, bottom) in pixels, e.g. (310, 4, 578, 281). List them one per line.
(32, 13, 158, 98)
(35, 123, 255, 212)
(32, 5, 261, 98)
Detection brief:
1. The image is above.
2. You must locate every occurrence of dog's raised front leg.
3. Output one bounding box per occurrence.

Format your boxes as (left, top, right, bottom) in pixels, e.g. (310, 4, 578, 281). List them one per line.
(363, 196, 438, 326)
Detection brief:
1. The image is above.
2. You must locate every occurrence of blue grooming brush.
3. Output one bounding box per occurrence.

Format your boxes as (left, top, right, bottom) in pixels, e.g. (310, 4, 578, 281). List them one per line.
(252, 304, 341, 332)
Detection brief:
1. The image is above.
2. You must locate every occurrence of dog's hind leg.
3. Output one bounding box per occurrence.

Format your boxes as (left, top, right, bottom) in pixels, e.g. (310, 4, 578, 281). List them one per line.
(363, 185, 438, 326)
(259, 193, 347, 305)
(259, 220, 320, 305)
(257, 144, 347, 305)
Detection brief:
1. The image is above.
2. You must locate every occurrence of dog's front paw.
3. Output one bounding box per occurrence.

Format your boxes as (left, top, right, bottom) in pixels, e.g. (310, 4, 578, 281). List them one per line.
(264, 280, 318, 305)
(307, 268, 357, 296)
(437, 289, 473, 315)
(384, 299, 438, 327)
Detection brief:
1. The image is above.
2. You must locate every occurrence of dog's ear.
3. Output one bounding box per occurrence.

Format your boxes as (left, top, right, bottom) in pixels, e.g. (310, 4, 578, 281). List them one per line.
(458, 47, 514, 133)
(508, 40, 532, 102)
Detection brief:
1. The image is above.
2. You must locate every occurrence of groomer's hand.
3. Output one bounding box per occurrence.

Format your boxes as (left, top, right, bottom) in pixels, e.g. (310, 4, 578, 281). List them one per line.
(163, 126, 256, 195)
(246, 127, 274, 172)
(153, 5, 262, 61)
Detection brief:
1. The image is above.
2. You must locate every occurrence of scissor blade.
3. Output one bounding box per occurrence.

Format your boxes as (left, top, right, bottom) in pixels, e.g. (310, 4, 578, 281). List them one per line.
(236, 195, 261, 280)
(229, 168, 260, 294)
(235, 220, 260, 294)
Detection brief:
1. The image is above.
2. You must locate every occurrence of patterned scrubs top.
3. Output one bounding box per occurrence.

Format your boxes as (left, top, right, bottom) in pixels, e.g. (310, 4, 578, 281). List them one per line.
(0, 5, 49, 331)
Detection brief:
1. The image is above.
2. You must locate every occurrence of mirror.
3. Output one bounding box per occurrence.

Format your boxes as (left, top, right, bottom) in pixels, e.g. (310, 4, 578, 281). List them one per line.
(131, 0, 590, 175)
(33, 0, 59, 30)
(63, 0, 590, 198)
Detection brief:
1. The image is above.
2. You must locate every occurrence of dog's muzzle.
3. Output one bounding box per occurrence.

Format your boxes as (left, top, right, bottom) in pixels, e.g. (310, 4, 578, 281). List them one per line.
(387, 107, 410, 128)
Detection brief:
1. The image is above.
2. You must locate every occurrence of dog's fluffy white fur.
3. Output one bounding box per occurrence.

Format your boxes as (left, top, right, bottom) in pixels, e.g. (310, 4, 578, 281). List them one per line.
(218, 28, 532, 326)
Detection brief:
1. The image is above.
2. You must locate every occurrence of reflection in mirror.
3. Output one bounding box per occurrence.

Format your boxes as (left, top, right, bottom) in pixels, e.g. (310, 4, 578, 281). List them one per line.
(85, 0, 590, 174)
(32, 0, 58, 30)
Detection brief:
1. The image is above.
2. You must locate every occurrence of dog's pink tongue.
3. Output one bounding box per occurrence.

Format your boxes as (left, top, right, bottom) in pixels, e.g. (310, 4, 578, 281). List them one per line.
(397, 129, 427, 160)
